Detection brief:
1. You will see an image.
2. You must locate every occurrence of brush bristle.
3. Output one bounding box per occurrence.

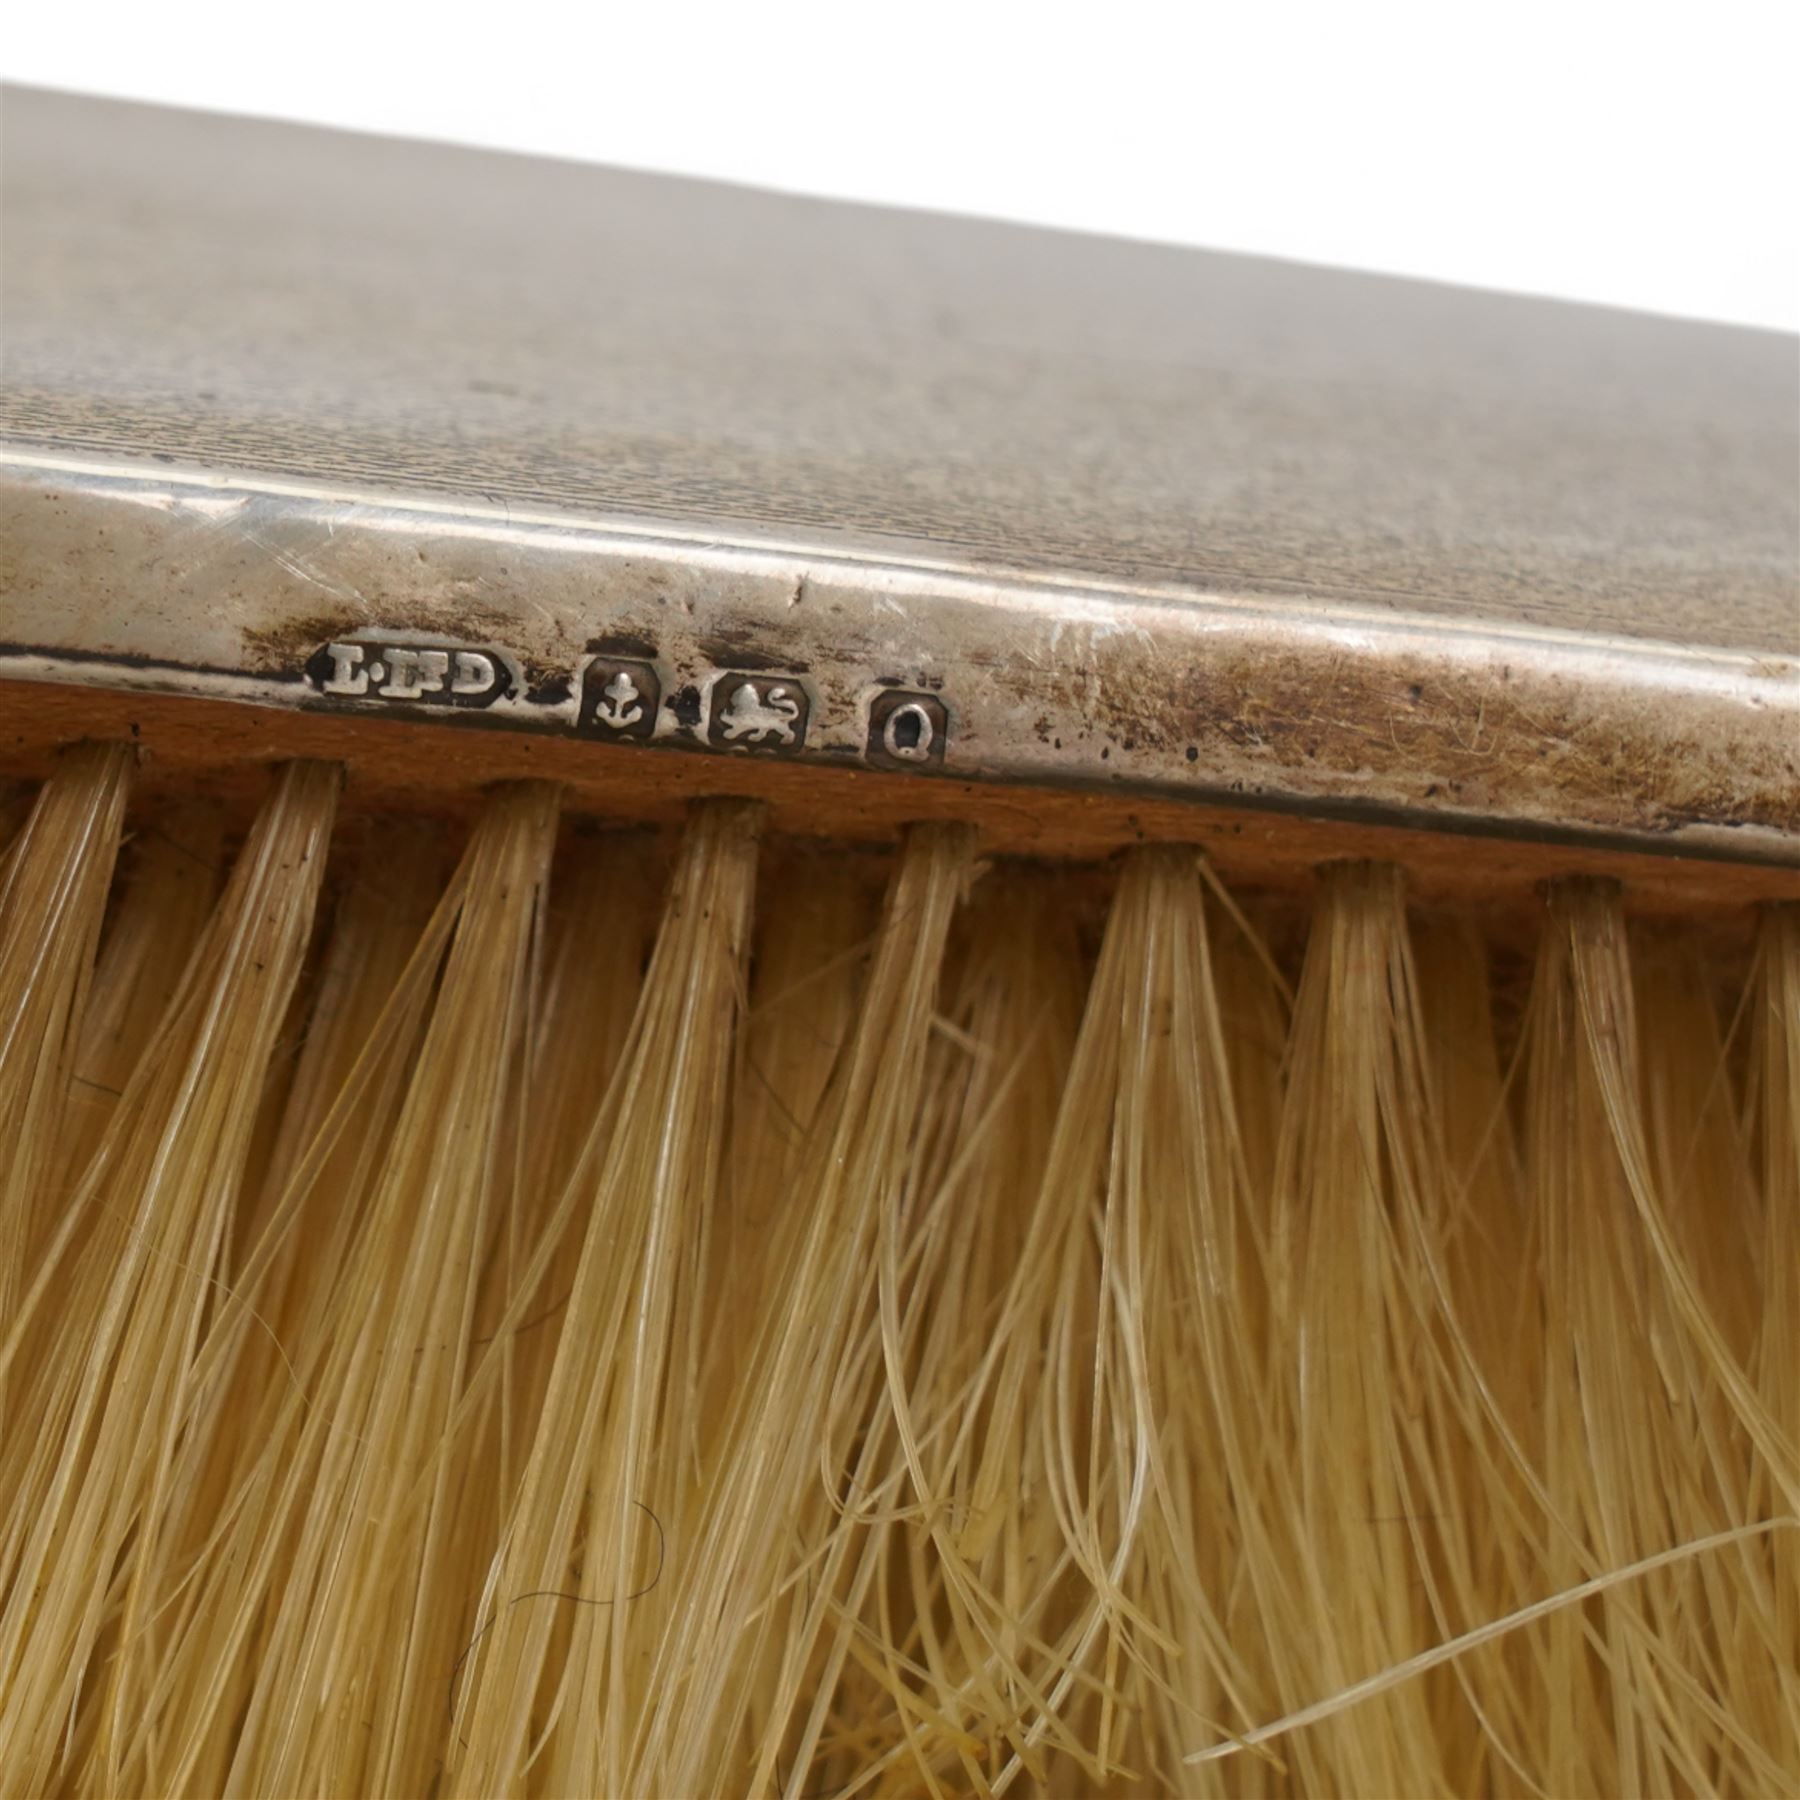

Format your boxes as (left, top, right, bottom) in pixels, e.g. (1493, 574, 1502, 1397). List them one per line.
(0, 752, 1793, 1797)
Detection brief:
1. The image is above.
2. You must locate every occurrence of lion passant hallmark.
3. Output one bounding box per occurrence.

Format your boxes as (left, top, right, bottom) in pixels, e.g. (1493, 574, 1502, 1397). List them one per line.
(706, 674, 809, 753)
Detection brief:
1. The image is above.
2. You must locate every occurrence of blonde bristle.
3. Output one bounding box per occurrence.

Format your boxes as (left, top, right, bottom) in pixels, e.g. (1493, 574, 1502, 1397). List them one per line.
(59, 805, 225, 1188)
(0, 766, 1790, 1796)
(0, 743, 131, 1419)
(449, 798, 762, 1797)
(0, 758, 337, 1792)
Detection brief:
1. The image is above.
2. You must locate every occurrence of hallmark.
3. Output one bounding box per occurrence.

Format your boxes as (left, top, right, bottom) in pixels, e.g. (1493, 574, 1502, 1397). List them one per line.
(707, 673, 809, 752)
(578, 657, 660, 740)
(866, 690, 948, 771)
(299, 638, 964, 773)
(305, 639, 512, 708)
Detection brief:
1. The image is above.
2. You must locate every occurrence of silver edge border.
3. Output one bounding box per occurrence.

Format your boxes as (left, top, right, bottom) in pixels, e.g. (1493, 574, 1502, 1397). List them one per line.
(3, 448, 1797, 866)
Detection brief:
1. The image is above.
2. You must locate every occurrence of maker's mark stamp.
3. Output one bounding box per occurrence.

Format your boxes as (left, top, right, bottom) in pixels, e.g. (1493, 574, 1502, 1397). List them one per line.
(866, 690, 948, 771)
(708, 673, 809, 752)
(305, 639, 513, 708)
(578, 657, 660, 740)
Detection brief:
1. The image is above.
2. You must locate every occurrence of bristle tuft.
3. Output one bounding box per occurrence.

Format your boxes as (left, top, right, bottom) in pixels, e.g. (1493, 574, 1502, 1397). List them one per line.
(0, 775, 1792, 1796)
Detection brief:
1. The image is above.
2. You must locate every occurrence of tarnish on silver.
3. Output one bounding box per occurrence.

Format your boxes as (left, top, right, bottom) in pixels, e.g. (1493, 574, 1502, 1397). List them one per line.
(1, 449, 1797, 866)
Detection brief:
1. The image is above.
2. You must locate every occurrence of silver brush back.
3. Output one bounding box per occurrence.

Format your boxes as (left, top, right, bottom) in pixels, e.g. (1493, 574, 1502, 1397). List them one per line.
(3, 86, 1796, 876)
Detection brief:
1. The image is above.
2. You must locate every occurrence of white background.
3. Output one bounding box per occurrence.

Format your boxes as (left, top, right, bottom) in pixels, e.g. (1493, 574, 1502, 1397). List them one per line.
(5, 0, 1797, 332)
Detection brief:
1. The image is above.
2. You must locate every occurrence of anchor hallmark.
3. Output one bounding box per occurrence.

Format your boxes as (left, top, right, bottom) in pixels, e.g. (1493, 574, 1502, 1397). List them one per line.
(578, 657, 660, 741)
(707, 674, 810, 753)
